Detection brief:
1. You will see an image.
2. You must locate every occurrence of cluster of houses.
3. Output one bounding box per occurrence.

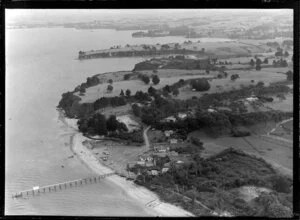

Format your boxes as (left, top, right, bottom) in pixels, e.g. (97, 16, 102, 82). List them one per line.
(160, 112, 189, 123)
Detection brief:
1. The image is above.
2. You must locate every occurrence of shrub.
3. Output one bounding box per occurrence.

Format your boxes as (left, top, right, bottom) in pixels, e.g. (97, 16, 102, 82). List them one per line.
(107, 85, 113, 92)
(152, 75, 160, 85)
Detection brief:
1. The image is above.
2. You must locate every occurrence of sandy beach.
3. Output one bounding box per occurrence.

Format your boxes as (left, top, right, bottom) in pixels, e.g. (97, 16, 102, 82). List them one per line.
(65, 118, 194, 217)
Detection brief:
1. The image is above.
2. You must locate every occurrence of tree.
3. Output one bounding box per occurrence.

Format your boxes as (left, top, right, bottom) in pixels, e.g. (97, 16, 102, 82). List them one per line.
(107, 115, 118, 131)
(263, 58, 269, 64)
(148, 86, 157, 96)
(163, 85, 171, 93)
(284, 51, 289, 57)
(212, 58, 218, 65)
(250, 59, 255, 67)
(231, 74, 239, 81)
(107, 85, 113, 92)
(286, 71, 293, 81)
(275, 47, 283, 57)
(126, 89, 131, 97)
(256, 63, 261, 71)
(91, 113, 107, 135)
(124, 73, 131, 80)
(173, 88, 179, 96)
(190, 78, 210, 91)
(152, 75, 160, 85)
(120, 89, 125, 96)
(141, 75, 150, 84)
(178, 79, 185, 86)
(79, 87, 86, 94)
(132, 103, 142, 117)
(108, 79, 113, 84)
(281, 59, 288, 67)
(94, 97, 109, 110)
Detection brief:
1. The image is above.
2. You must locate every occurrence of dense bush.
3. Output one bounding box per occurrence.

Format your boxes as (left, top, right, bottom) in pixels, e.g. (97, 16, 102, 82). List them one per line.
(78, 113, 128, 135)
(108, 130, 144, 143)
(58, 92, 82, 118)
(78, 113, 108, 135)
(134, 90, 151, 102)
(190, 78, 210, 91)
(231, 127, 251, 137)
(94, 96, 127, 110)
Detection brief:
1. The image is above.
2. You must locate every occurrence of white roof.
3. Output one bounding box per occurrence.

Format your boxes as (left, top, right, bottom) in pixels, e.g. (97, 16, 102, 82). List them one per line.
(245, 97, 258, 102)
(208, 109, 216, 113)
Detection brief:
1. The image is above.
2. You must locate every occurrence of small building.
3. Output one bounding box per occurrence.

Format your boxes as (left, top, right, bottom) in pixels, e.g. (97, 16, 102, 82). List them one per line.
(145, 162, 154, 167)
(139, 156, 146, 162)
(146, 156, 153, 162)
(164, 162, 171, 168)
(177, 113, 187, 119)
(154, 145, 170, 153)
(136, 161, 146, 166)
(152, 152, 167, 158)
(162, 116, 176, 123)
(208, 108, 216, 113)
(151, 170, 159, 176)
(169, 139, 178, 144)
(162, 167, 169, 173)
(245, 96, 258, 102)
(168, 151, 178, 157)
(164, 130, 174, 137)
(127, 163, 136, 169)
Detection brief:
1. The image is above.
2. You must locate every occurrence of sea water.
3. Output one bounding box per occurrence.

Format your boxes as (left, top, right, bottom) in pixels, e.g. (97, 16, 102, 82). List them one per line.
(5, 27, 232, 215)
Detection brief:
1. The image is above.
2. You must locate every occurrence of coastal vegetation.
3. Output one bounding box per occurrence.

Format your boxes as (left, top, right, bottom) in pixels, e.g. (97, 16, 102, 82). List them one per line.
(129, 148, 292, 216)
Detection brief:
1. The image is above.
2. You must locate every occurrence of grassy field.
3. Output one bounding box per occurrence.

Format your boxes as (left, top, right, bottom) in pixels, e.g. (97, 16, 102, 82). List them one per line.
(76, 72, 213, 104)
(176, 67, 289, 100)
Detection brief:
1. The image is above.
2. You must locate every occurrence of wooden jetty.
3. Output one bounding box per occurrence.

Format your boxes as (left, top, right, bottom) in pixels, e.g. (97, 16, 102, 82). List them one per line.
(12, 172, 116, 199)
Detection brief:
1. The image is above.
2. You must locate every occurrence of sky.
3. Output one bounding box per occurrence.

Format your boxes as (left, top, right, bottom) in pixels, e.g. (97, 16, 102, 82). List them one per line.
(6, 9, 292, 25)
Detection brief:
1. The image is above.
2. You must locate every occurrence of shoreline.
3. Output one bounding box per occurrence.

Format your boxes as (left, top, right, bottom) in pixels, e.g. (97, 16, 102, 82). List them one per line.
(62, 114, 194, 217)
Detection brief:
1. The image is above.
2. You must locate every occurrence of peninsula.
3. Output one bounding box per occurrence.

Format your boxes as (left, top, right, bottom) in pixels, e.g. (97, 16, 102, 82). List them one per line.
(59, 38, 293, 217)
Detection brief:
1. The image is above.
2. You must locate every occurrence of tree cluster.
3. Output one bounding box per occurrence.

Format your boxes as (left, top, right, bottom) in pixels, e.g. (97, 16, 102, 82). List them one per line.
(272, 59, 288, 67)
(77, 113, 128, 136)
(94, 96, 126, 110)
